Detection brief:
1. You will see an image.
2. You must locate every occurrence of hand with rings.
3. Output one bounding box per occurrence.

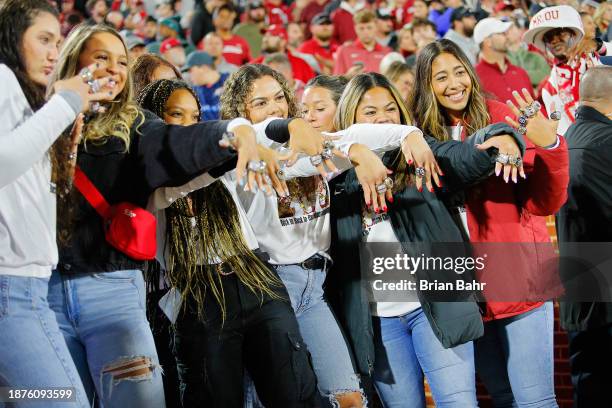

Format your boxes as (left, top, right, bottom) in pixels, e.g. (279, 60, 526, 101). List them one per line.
(348, 144, 393, 213)
(256, 144, 290, 197)
(52, 63, 116, 113)
(283, 118, 346, 178)
(400, 130, 443, 193)
(476, 134, 525, 183)
(227, 125, 275, 194)
(505, 88, 559, 148)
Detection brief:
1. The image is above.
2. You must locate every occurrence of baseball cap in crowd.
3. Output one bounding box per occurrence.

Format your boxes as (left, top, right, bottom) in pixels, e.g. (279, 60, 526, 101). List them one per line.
(311, 13, 332, 26)
(125, 34, 145, 50)
(376, 9, 393, 20)
(266, 24, 288, 40)
(160, 37, 182, 54)
(581, 0, 601, 10)
(450, 6, 475, 23)
(523, 5, 584, 51)
(182, 51, 215, 72)
(160, 17, 181, 34)
(494, 0, 515, 13)
(473, 17, 513, 45)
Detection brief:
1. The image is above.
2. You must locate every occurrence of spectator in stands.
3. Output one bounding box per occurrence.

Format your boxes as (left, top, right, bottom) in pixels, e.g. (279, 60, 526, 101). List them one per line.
(252, 25, 316, 83)
(233, 0, 266, 58)
(126, 34, 147, 61)
(61, 11, 84, 38)
(331, 0, 367, 44)
(474, 17, 534, 102)
(161, 37, 187, 69)
(85, 0, 108, 24)
(580, 0, 601, 16)
(104, 10, 124, 31)
(142, 16, 158, 44)
(213, 3, 251, 66)
(375, 9, 398, 49)
(593, 1, 612, 41)
(334, 9, 392, 76)
(390, 0, 416, 29)
(287, 22, 305, 52)
(155, 0, 176, 20)
(397, 25, 417, 58)
(298, 13, 338, 75)
(183, 51, 228, 120)
(406, 18, 438, 66)
(159, 16, 183, 40)
(580, 11, 597, 40)
(264, 0, 292, 26)
(300, 0, 331, 38)
(556, 65, 612, 408)
(203, 32, 239, 74)
(131, 53, 182, 98)
(429, 0, 461, 37)
(383, 60, 415, 103)
(190, 0, 227, 48)
(411, 0, 431, 21)
(506, 18, 551, 91)
(264, 52, 305, 100)
(123, 0, 147, 31)
(444, 6, 478, 65)
(524, 5, 611, 135)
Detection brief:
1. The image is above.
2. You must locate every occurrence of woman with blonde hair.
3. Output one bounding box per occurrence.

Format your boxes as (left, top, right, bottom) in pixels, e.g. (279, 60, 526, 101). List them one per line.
(593, 2, 612, 41)
(327, 71, 526, 407)
(45, 23, 276, 407)
(411, 38, 568, 407)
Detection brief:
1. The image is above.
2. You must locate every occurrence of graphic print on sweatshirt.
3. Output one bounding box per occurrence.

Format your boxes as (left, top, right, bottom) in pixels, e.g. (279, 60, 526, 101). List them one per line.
(277, 176, 329, 226)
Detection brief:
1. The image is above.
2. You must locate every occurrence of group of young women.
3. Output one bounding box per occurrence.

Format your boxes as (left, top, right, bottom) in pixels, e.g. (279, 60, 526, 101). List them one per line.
(0, 1, 569, 408)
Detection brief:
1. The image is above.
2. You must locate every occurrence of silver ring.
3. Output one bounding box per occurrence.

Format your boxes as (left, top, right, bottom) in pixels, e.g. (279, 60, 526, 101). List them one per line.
(518, 115, 528, 126)
(376, 183, 387, 194)
(88, 79, 101, 93)
(495, 152, 510, 165)
(321, 148, 333, 160)
(531, 101, 541, 112)
(522, 105, 535, 118)
(80, 67, 94, 83)
(90, 101, 101, 113)
(68, 152, 77, 161)
(277, 167, 288, 181)
(221, 131, 236, 145)
(309, 154, 323, 166)
(384, 177, 394, 189)
(415, 167, 426, 178)
(508, 155, 522, 167)
(323, 139, 335, 150)
(550, 111, 561, 121)
(517, 125, 527, 135)
(247, 160, 266, 174)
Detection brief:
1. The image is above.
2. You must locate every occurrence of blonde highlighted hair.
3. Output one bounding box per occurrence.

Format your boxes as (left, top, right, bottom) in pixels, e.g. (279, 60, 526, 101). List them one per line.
(50, 24, 143, 149)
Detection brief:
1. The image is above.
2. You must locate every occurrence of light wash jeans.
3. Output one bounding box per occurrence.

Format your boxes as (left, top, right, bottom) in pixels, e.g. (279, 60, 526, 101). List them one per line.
(47, 270, 165, 408)
(372, 307, 478, 408)
(475, 302, 557, 408)
(274, 258, 364, 405)
(0, 274, 90, 408)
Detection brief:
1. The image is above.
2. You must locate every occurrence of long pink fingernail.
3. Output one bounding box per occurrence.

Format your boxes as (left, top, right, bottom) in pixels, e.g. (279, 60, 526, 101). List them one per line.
(495, 167, 501, 177)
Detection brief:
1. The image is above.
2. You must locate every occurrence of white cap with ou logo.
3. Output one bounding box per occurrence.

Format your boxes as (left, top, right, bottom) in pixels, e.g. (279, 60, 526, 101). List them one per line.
(523, 5, 584, 51)
(473, 18, 513, 46)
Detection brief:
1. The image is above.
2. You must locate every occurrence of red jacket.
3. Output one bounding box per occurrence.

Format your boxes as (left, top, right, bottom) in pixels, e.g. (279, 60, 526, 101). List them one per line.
(462, 100, 569, 320)
(251, 50, 316, 83)
(331, 8, 357, 44)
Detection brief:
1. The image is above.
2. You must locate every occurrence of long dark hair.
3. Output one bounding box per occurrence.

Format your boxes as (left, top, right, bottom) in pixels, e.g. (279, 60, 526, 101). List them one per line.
(130, 53, 182, 98)
(410, 39, 489, 141)
(0, 0, 58, 110)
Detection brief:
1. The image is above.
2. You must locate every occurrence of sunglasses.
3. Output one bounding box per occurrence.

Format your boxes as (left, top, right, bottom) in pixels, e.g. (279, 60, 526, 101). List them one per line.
(542, 28, 574, 44)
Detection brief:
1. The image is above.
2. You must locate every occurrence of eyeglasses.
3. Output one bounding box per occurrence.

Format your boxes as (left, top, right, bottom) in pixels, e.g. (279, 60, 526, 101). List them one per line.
(542, 28, 573, 44)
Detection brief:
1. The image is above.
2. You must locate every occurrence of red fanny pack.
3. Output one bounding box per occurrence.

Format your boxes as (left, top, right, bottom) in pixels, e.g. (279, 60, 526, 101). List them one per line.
(73, 167, 157, 261)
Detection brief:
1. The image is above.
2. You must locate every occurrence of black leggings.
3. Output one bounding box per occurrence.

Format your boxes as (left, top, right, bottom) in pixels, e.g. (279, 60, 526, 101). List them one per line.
(173, 271, 319, 408)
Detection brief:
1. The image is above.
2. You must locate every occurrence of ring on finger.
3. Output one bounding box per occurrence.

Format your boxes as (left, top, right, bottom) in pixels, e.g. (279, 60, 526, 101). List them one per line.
(88, 79, 101, 93)
(508, 155, 522, 167)
(321, 148, 334, 160)
(415, 166, 426, 178)
(550, 111, 561, 121)
(247, 160, 267, 174)
(517, 125, 527, 135)
(522, 105, 535, 118)
(80, 67, 94, 83)
(322, 139, 335, 150)
(518, 115, 528, 126)
(531, 101, 541, 112)
(376, 182, 387, 194)
(90, 101, 101, 113)
(384, 177, 394, 189)
(309, 154, 323, 166)
(495, 152, 510, 165)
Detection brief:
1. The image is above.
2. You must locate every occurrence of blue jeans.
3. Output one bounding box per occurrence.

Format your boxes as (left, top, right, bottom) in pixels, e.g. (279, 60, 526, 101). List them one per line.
(48, 270, 165, 408)
(475, 302, 557, 408)
(0, 275, 90, 408)
(275, 258, 364, 405)
(372, 308, 478, 408)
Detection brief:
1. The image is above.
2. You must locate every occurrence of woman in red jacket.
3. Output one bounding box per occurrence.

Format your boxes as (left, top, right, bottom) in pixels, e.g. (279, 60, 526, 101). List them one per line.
(411, 39, 568, 407)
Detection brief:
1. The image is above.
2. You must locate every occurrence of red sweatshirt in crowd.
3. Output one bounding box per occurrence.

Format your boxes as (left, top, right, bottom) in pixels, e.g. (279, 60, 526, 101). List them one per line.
(251, 50, 316, 83)
(476, 58, 534, 104)
(333, 40, 391, 75)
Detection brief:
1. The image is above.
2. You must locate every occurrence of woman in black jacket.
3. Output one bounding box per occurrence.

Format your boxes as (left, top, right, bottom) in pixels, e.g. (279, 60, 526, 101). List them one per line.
(44, 24, 316, 408)
(326, 73, 525, 407)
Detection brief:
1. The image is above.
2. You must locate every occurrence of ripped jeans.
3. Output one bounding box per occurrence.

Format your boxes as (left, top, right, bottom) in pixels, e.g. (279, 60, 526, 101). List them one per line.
(47, 270, 165, 408)
(173, 269, 319, 408)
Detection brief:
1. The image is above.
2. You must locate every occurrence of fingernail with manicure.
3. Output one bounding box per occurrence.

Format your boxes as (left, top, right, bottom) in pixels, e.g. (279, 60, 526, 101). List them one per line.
(383, 206, 387, 212)
(375, 208, 380, 214)
(495, 167, 501, 177)
(388, 196, 394, 203)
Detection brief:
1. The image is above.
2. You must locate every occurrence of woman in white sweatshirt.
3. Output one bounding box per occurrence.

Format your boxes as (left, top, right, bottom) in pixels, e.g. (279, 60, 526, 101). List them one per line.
(0, 1, 113, 406)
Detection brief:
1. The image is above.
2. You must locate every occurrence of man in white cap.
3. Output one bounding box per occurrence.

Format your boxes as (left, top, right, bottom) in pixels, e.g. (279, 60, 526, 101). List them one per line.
(523, 5, 611, 135)
(474, 17, 534, 104)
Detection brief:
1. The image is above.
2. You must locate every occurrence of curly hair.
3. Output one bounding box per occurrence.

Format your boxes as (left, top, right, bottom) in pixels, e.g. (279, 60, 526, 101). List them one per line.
(137, 78, 200, 120)
(0, 0, 58, 111)
(220, 64, 298, 121)
(130, 53, 182, 98)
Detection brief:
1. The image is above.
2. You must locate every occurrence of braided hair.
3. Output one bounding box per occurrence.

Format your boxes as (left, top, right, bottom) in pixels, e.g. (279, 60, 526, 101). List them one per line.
(137, 79, 282, 321)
